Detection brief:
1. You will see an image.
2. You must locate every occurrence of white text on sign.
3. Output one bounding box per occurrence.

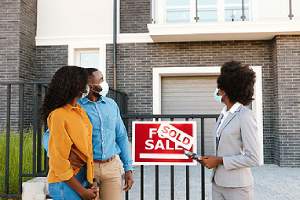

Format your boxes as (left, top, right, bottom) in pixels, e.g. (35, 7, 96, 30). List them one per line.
(157, 123, 194, 150)
(145, 128, 184, 150)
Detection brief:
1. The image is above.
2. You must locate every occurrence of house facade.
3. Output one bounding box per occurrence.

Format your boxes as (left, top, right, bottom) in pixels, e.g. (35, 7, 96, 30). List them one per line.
(1, 0, 300, 166)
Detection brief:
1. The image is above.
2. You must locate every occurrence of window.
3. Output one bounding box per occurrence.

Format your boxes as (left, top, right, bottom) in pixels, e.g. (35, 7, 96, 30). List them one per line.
(197, 0, 218, 22)
(155, 0, 252, 24)
(75, 49, 100, 69)
(224, 0, 250, 21)
(166, 0, 191, 23)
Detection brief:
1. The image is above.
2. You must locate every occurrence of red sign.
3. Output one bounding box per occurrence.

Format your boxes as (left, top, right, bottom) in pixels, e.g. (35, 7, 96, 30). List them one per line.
(132, 121, 197, 165)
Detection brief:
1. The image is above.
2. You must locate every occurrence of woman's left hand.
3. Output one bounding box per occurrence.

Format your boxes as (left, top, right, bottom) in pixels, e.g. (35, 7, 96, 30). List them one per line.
(200, 156, 223, 169)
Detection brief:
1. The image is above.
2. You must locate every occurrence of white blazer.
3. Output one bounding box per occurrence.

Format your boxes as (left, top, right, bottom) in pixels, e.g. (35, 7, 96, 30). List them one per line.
(212, 105, 261, 188)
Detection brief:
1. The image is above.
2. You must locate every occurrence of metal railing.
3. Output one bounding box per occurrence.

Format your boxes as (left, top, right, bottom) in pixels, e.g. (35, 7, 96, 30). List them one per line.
(122, 114, 219, 200)
(151, 0, 295, 24)
(0, 82, 49, 199)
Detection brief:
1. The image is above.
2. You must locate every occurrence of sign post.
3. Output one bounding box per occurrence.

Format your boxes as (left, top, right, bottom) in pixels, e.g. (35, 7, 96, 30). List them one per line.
(132, 121, 197, 165)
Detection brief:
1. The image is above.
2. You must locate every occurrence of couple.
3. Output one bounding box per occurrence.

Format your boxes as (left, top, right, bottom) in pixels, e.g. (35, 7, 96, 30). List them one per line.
(42, 66, 133, 200)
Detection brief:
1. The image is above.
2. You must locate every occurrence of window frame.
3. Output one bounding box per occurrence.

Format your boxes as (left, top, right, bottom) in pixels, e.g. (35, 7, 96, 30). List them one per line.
(75, 49, 100, 69)
(154, 0, 253, 24)
(68, 44, 107, 79)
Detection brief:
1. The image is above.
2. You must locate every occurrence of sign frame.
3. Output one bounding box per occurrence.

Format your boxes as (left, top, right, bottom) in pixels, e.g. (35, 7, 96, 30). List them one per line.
(132, 121, 197, 166)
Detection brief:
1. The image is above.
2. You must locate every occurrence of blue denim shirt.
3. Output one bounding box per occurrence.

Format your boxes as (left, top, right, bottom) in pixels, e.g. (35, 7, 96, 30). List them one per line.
(43, 96, 133, 172)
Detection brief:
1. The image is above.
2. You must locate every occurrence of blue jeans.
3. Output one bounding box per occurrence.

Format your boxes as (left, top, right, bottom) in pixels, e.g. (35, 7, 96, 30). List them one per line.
(48, 167, 88, 200)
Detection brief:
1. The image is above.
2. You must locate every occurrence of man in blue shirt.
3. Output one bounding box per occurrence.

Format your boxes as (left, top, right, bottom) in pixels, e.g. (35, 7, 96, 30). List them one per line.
(44, 68, 134, 200)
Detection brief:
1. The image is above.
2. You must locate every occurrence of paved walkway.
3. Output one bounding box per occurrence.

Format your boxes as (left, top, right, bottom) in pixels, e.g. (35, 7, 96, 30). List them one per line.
(125, 164, 300, 200)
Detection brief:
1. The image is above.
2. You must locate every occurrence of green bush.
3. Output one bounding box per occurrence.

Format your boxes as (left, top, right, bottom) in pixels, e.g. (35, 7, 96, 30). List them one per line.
(0, 130, 46, 196)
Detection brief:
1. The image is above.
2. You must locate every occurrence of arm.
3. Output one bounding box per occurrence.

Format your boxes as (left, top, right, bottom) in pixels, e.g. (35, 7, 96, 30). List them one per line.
(115, 106, 134, 172)
(222, 110, 261, 170)
(114, 105, 134, 191)
(48, 112, 96, 199)
(65, 177, 97, 200)
(48, 112, 74, 181)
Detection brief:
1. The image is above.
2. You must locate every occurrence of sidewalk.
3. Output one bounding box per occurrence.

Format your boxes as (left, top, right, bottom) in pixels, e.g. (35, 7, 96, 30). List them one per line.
(126, 164, 300, 200)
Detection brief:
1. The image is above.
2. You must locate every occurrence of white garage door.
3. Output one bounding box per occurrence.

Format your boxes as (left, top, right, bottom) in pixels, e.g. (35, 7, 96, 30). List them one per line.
(161, 76, 223, 155)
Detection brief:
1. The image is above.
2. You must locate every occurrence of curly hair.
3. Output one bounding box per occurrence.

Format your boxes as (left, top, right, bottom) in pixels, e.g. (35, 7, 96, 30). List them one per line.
(217, 61, 256, 105)
(42, 66, 88, 121)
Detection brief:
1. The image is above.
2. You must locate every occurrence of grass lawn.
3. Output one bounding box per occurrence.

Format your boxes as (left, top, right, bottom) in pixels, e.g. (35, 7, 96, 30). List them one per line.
(0, 130, 46, 198)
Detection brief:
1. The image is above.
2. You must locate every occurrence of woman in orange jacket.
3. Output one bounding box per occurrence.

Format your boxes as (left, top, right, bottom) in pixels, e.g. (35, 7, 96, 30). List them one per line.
(42, 66, 97, 200)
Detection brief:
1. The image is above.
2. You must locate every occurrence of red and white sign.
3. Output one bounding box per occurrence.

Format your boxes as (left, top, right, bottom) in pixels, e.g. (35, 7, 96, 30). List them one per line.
(132, 121, 197, 165)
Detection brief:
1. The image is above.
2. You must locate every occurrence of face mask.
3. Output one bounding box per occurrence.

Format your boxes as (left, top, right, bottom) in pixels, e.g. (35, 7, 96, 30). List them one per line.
(81, 85, 90, 98)
(99, 81, 109, 97)
(214, 88, 223, 103)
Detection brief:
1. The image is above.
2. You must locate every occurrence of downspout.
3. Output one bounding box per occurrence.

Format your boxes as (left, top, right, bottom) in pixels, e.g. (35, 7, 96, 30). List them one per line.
(113, 0, 118, 90)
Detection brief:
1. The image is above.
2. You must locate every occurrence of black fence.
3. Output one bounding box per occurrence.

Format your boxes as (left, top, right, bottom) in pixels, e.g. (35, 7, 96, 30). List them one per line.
(0, 82, 218, 200)
(122, 114, 218, 200)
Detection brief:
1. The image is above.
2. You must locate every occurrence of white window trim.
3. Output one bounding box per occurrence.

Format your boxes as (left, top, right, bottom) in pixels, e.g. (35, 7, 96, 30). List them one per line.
(152, 66, 264, 164)
(68, 44, 107, 79)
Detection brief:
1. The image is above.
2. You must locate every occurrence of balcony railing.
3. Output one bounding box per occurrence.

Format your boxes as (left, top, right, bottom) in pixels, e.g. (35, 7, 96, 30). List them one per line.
(151, 0, 295, 25)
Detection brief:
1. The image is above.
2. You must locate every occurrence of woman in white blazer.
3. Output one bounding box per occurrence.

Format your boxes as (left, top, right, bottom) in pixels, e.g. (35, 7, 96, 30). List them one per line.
(200, 61, 261, 200)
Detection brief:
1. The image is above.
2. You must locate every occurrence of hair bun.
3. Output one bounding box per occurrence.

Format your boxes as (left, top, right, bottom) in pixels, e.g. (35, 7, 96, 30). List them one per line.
(221, 60, 242, 74)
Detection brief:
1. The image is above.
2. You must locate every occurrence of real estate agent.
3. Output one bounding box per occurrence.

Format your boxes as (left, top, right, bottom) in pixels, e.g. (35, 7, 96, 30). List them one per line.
(199, 61, 261, 200)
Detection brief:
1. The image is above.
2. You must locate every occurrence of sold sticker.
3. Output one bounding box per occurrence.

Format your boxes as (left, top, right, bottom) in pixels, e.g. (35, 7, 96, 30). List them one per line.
(157, 122, 194, 150)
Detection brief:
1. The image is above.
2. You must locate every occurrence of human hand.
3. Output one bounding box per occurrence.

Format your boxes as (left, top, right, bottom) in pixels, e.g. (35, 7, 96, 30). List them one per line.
(200, 156, 223, 169)
(123, 171, 134, 192)
(80, 188, 97, 200)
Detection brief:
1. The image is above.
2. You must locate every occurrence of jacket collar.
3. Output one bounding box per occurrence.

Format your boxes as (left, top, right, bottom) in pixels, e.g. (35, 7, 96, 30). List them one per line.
(215, 103, 242, 136)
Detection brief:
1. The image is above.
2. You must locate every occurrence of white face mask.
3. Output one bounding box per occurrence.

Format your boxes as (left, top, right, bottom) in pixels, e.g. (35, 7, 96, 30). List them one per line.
(81, 85, 90, 98)
(214, 88, 223, 104)
(99, 81, 109, 97)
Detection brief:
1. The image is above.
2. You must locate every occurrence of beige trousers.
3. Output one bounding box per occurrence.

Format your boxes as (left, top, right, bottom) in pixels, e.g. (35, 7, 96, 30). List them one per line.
(94, 157, 124, 200)
(212, 182, 253, 200)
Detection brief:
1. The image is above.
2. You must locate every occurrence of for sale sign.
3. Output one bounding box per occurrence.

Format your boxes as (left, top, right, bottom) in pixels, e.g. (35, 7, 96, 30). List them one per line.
(132, 121, 197, 165)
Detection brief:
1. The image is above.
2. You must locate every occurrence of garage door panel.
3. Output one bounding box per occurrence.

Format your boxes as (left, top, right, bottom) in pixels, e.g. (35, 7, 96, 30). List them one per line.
(161, 76, 223, 155)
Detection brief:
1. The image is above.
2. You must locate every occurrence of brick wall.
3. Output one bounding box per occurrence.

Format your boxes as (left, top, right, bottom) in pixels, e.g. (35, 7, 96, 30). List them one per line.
(106, 40, 275, 164)
(0, 0, 37, 81)
(120, 0, 151, 33)
(0, 0, 20, 81)
(272, 35, 300, 167)
(36, 45, 68, 82)
(20, 0, 37, 81)
(0, 0, 37, 131)
(0, 0, 20, 131)
(20, 0, 37, 128)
